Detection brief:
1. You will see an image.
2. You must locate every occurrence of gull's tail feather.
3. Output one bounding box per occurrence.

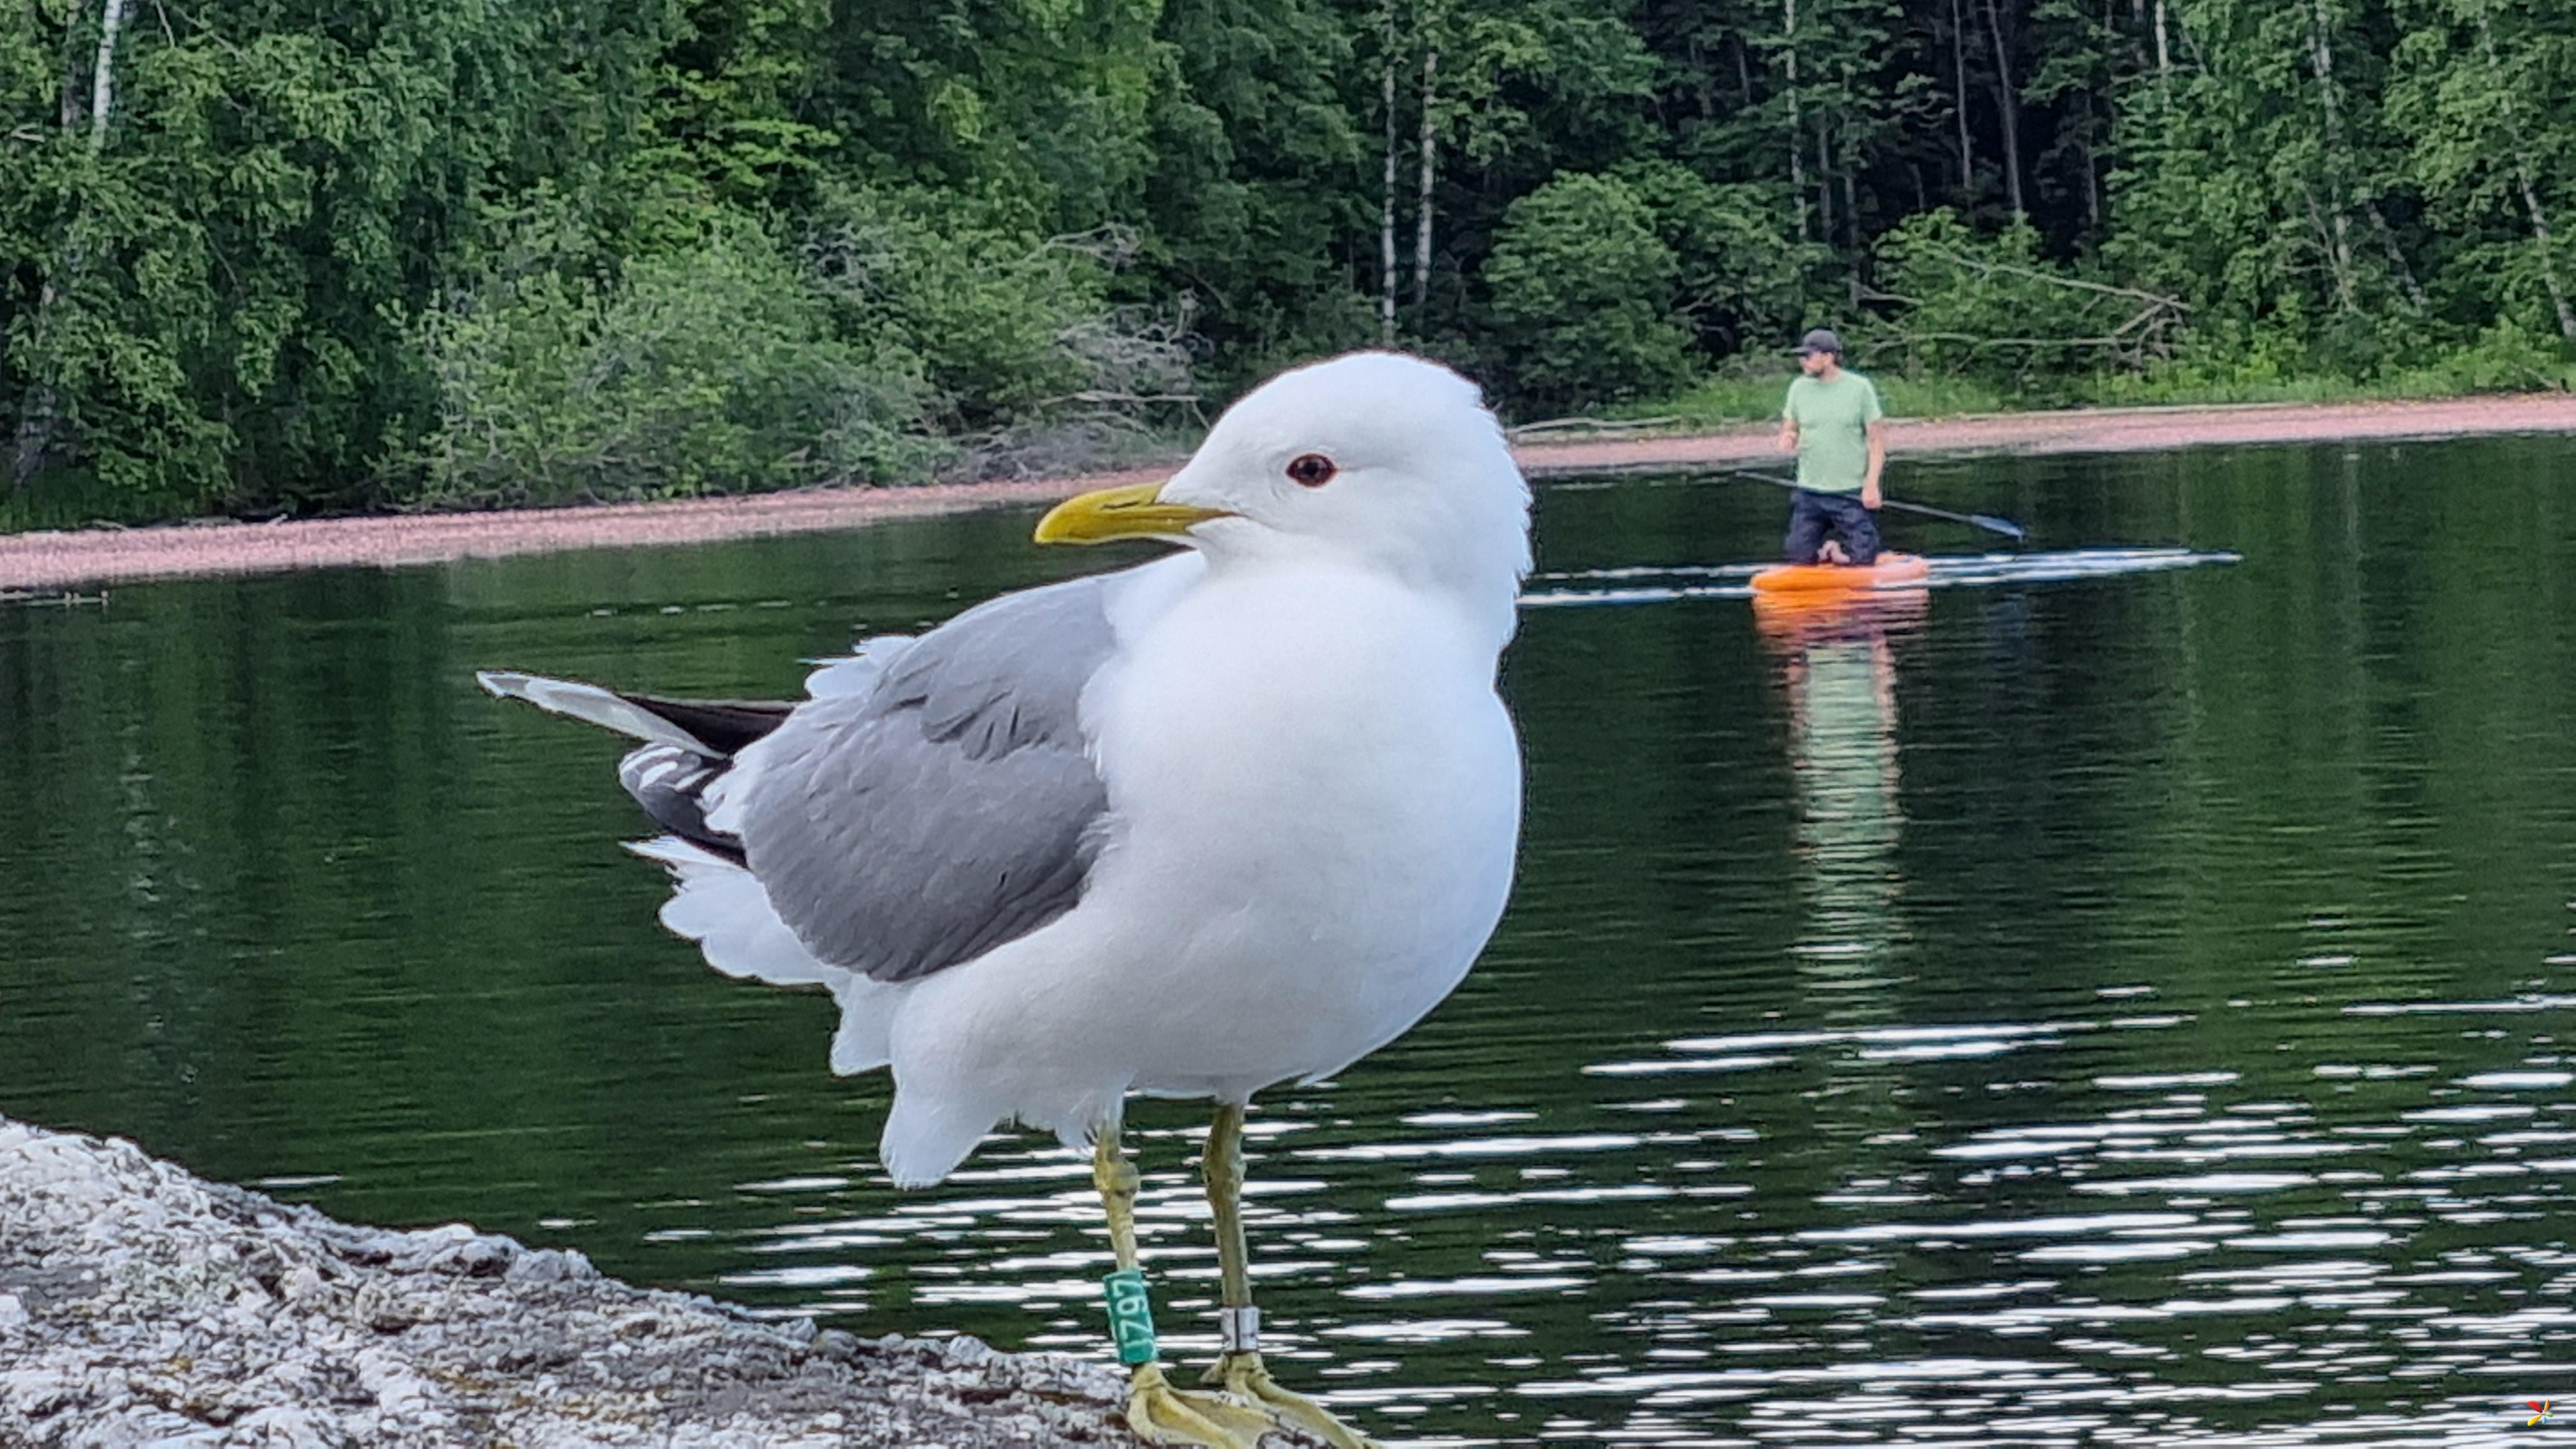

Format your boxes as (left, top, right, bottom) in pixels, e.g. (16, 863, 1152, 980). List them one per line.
(480, 670, 801, 857)
(629, 837, 901, 1077)
(476, 670, 792, 756)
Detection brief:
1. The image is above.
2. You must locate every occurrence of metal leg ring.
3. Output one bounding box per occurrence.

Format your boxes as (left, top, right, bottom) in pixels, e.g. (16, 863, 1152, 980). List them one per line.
(1218, 1304, 1260, 1355)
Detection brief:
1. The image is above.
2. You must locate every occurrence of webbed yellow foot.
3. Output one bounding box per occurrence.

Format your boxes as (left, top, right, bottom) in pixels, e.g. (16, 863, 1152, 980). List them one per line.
(1128, 1361, 1275, 1448)
(1205, 1351, 1381, 1449)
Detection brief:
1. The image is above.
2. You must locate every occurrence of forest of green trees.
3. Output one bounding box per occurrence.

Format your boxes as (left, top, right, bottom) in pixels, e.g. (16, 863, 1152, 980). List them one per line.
(4, 0, 2573, 525)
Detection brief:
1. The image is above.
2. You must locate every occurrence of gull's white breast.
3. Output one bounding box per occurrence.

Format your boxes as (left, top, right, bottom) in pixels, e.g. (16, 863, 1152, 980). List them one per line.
(889, 560, 1521, 1131)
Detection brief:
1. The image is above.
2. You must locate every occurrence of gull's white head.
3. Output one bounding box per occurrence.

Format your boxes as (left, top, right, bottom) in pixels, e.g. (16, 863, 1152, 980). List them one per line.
(1036, 351, 1532, 618)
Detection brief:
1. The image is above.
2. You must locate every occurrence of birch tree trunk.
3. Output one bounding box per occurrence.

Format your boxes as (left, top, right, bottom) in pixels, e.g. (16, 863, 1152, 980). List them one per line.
(1950, 0, 1975, 196)
(1378, 3, 1399, 346)
(2082, 94, 2101, 232)
(2510, 169, 2575, 341)
(87, 0, 125, 153)
(1784, 0, 1809, 241)
(2477, 8, 2576, 340)
(1841, 142, 1860, 250)
(10, 300, 66, 487)
(2085, 0, 2106, 230)
(1413, 43, 1436, 316)
(1814, 116, 1834, 241)
(12, 0, 130, 489)
(57, 10, 86, 131)
(2305, 0, 2360, 314)
(2366, 198, 2429, 312)
(1981, 0, 2025, 216)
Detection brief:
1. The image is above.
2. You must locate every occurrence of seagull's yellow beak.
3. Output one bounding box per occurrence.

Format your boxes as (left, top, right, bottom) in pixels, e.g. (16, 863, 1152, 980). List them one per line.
(1033, 481, 1233, 546)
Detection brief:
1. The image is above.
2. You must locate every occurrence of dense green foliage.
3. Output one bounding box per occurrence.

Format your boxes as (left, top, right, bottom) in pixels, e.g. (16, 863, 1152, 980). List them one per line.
(5, 0, 2575, 521)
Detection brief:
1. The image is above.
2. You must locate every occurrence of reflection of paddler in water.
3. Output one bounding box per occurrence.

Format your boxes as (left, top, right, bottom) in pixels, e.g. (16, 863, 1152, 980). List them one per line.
(1756, 588, 1923, 991)
(1758, 590, 1923, 1197)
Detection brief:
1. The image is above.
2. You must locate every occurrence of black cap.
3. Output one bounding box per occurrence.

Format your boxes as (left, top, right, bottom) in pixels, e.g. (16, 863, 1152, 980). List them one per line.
(1794, 327, 1843, 356)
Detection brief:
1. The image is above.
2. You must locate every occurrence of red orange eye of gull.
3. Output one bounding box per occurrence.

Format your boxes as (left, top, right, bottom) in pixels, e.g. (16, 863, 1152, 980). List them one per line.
(1285, 453, 1337, 487)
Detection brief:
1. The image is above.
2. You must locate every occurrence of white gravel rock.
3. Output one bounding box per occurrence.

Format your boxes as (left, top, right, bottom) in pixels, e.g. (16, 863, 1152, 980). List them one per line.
(0, 1116, 1301, 1448)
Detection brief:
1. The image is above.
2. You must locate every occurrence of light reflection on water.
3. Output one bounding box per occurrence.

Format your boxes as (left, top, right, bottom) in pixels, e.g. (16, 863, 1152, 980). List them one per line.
(686, 983, 2575, 1446)
(3, 440, 2573, 1445)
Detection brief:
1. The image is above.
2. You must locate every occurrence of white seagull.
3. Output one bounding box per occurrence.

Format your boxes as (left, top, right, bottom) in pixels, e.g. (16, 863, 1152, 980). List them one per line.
(479, 351, 1531, 1448)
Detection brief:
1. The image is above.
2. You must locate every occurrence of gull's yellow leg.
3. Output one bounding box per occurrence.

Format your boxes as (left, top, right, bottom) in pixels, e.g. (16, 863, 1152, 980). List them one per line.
(1199, 1103, 1383, 1449)
(1094, 1127, 1273, 1449)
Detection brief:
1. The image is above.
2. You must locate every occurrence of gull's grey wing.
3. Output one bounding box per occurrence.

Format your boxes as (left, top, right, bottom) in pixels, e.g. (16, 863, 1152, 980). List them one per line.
(724, 572, 1124, 984)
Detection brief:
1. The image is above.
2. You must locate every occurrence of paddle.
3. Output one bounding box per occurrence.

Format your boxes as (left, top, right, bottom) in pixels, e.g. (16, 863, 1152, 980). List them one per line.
(1724, 468, 2028, 541)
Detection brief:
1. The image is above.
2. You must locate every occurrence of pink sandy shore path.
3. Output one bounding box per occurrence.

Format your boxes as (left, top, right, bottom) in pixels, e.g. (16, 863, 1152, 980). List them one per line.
(8, 394, 2576, 593)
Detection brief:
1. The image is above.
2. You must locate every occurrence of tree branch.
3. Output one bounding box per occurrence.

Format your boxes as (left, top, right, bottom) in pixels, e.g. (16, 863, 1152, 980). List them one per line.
(1901, 244, 2189, 310)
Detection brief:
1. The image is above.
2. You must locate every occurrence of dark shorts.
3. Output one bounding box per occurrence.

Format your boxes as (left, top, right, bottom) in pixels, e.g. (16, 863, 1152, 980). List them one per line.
(1784, 488, 1881, 565)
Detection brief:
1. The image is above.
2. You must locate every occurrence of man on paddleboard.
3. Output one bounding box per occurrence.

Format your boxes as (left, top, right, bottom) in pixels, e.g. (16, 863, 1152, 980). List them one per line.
(1775, 327, 1887, 565)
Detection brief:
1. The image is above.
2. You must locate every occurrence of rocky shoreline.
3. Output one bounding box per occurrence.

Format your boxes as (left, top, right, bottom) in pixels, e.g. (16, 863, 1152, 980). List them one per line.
(0, 1116, 1178, 1447)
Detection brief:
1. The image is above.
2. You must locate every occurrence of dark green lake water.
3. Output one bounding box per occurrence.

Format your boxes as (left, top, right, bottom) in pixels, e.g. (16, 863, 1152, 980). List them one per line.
(5, 440, 2573, 1445)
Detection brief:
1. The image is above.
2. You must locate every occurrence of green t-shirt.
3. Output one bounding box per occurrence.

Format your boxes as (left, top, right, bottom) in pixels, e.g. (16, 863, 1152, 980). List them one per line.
(1782, 371, 1885, 494)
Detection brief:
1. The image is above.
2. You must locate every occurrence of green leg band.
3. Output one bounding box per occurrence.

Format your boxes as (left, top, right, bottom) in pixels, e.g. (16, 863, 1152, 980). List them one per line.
(1103, 1267, 1158, 1365)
